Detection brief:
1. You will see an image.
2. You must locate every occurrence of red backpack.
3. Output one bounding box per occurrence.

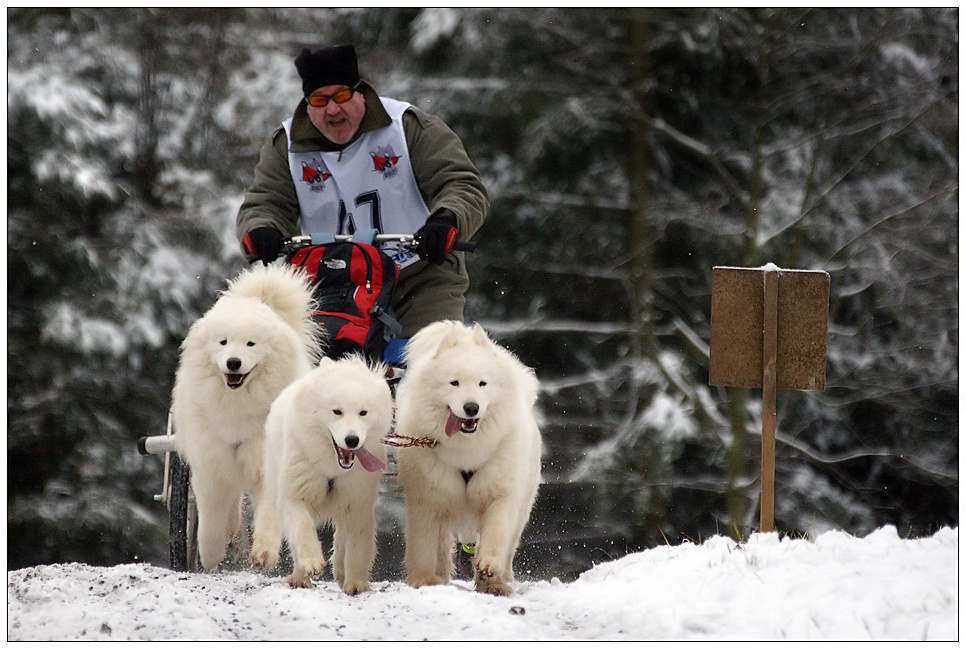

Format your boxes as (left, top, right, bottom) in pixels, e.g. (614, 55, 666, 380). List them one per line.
(289, 240, 401, 360)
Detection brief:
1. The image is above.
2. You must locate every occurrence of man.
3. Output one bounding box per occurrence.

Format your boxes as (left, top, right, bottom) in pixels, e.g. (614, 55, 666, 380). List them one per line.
(236, 44, 488, 338)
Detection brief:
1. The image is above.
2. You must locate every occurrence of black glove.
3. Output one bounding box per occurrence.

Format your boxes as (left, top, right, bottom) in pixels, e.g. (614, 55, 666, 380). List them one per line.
(243, 227, 284, 264)
(414, 209, 459, 264)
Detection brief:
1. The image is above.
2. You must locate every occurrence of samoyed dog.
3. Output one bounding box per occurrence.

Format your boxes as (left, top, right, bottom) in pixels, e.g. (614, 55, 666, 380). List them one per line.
(251, 355, 393, 593)
(172, 265, 320, 571)
(395, 321, 542, 596)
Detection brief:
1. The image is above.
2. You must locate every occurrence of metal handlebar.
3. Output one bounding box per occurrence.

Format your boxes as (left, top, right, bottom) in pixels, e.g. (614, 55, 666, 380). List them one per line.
(282, 234, 475, 255)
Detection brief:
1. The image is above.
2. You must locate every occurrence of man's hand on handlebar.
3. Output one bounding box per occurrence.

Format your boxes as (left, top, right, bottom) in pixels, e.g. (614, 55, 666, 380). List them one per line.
(243, 227, 285, 264)
(414, 209, 459, 265)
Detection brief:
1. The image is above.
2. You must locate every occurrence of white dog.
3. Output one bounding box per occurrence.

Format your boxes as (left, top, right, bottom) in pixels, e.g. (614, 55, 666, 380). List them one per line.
(172, 264, 319, 571)
(251, 355, 393, 593)
(395, 321, 542, 595)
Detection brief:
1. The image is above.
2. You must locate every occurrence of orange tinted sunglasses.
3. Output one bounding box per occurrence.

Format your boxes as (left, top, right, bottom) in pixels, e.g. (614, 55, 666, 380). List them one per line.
(306, 84, 359, 108)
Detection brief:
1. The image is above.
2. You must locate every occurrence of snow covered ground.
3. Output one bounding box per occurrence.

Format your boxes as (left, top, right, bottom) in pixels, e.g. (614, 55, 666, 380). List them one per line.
(7, 525, 957, 641)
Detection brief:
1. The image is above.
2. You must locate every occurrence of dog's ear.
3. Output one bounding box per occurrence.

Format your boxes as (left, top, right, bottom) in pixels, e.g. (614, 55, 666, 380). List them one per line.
(432, 324, 464, 357)
(368, 359, 388, 379)
(182, 316, 208, 351)
(317, 356, 336, 369)
(471, 323, 491, 346)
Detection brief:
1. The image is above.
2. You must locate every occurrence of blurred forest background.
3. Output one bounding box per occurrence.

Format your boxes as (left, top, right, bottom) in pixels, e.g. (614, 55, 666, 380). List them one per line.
(7, 8, 958, 578)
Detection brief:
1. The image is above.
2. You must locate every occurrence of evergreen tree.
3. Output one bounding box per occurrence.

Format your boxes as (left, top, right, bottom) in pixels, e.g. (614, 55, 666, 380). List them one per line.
(7, 8, 957, 573)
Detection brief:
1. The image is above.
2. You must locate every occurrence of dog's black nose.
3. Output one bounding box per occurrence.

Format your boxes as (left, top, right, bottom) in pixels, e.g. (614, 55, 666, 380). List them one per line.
(344, 435, 360, 449)
(463, 402, 479, 418)
(226, 357, 242, 372)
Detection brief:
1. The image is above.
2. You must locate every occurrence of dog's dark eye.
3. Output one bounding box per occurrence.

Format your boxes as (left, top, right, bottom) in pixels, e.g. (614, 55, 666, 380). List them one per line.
(359, 410, 367, 417)
(247, 341, 255, 347)
(450, 380, 459, 387)
(220, 339, 227, 346)
(479, 381, 487, 387)
(333, 409, 343, 416)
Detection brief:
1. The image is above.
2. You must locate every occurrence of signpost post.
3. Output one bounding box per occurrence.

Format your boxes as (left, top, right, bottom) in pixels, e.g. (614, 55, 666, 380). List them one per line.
(709, 264, 830, 532)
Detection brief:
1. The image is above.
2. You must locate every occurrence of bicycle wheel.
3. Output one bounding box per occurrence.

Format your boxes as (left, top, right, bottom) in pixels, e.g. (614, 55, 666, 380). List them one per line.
(168, 452, 194, 571)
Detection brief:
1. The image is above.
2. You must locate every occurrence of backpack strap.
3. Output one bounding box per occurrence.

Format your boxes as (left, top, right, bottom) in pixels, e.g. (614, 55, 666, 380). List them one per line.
(370, 304, 403, 343)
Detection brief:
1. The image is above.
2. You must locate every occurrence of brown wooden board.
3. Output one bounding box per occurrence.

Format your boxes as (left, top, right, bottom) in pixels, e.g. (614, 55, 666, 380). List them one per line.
(709, 266, 830, 390)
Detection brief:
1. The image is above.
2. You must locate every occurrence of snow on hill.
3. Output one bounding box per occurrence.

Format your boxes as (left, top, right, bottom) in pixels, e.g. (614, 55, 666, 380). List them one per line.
(7, 525, 957, 641)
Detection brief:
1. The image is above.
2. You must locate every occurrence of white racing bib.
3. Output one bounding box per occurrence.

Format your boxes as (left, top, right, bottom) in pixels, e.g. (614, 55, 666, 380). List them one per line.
(284, 97, 430, 268)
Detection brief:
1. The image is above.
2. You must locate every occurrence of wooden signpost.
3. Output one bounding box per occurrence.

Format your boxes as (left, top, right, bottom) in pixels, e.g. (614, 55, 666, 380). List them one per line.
(709, 264, 830, 532)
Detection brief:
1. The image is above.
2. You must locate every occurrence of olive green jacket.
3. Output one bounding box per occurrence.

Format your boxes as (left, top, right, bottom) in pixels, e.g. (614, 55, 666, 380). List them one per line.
(236, 82, 489, 337)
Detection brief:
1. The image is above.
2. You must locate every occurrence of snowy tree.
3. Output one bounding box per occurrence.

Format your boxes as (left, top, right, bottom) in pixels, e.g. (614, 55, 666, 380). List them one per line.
(7, 8, 245, 567)
(7, 8, 957, 574)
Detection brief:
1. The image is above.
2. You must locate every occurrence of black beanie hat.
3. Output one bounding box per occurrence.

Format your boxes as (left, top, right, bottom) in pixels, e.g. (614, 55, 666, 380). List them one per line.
(294, 44, 361, 97)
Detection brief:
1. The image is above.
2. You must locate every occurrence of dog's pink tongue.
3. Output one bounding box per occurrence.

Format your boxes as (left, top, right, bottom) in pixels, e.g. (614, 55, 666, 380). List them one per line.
(355, 447, 387, 473)
(445, 412, 462, 437)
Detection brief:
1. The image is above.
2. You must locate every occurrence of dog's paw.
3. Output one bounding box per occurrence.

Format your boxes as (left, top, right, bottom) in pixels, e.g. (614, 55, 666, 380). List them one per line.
(249, 544, 278, 571)
(286, 573, 315, 589)
(198, 544, 227, 573)
(290, 555, 325, 584)
(341, 579, 370, 596)
(407, 573, 449, 589)
(473, 556, 512, 596)
(474, 567, 512, 596)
